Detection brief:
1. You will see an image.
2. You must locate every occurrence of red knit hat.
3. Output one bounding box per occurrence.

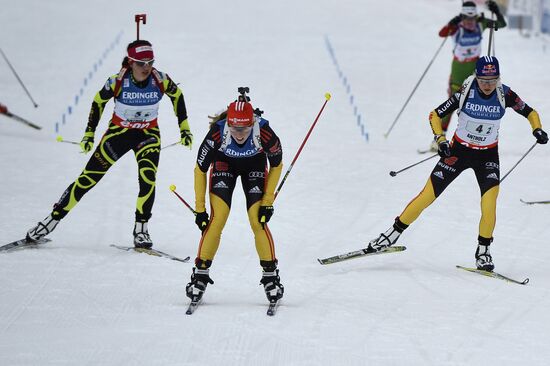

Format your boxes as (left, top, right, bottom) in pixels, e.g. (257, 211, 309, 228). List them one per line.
(227, 101, 254, 127)
(127, 44, 154, 60)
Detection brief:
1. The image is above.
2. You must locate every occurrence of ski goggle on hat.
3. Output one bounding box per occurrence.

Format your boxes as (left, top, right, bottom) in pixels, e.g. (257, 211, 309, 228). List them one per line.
(461, 1, 478, 17)
(127, 44, 155, 66)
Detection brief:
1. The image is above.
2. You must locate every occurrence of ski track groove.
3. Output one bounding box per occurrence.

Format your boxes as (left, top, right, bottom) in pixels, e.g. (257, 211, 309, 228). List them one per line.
(444, 282, 514, 363)
(1, 253, 63, 333)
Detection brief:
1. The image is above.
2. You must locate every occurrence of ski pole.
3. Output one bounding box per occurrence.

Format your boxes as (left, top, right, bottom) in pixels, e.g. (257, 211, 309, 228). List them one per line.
(169, 184, 197, 215)
(384, 37, 448, 138)
(135, 14, 146, 40)
(161, 141, 180, 150)
(500, 142, 538, 183)
(0, 105, 42, 130)
(519, 199, 550, 205)
(389, 153, 439, 177)
(0, 48, 38, 108)
(56, 136, 79, 145)
(487, 11, 495, 56)
(274, 92, 331, 200)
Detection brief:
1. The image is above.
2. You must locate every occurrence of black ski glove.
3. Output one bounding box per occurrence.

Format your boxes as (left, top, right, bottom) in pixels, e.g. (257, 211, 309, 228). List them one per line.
(438, 140, 451, 158)
(487, 0, 501, 15)
(449, 15, 462, 26)
(195, 211, 209, 232)
(258, 205, 274, 228)
(533, 128, 549, 144)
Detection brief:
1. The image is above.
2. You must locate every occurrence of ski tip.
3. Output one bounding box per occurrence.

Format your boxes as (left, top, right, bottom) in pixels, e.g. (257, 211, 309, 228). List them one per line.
(267, 300, 280, 316)
(175, 256, 191, 263)
(417, 149, 436, 154)
(522, 278, 530, 285)
(387, 246, 406, 252)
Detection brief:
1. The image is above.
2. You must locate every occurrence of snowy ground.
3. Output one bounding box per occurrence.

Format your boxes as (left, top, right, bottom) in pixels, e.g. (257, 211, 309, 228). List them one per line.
(1, 0, 550, 365)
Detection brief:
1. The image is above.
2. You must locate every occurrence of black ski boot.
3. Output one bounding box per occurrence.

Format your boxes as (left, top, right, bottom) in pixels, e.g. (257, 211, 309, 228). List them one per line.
(26, 214, 59, 242)
(260, 261, 284, 302)
(476, 236, 494, 272)
(366, 217, 408, 253)
(133, 220, 153, 249)
(186, 267, 214, 302)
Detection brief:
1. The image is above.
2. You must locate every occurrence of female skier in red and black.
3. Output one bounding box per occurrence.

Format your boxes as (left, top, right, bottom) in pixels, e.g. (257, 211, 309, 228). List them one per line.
(185, 89, 284, 305)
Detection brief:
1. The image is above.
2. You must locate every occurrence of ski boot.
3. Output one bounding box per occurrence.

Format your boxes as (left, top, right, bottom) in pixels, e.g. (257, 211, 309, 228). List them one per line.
(366, 217, 408, 253)
(475, 236, 494, 272)
(260, 261, 284, 302)
(26, 214, 59, 242)
(186, 267, 214, 302)
(430, 139, 439, 152)
(133, 220, 153, 249)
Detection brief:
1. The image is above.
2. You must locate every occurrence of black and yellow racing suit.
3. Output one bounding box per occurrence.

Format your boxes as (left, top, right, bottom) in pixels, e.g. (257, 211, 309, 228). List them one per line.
(51, 69, 188, 222)
(399, 82, 541, 241)
(193, 117, 283, 270)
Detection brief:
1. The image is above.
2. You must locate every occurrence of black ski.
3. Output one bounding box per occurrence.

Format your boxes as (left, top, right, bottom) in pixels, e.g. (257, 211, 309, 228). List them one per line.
(186, 297, 202, 315)
(110, 244, 190, 263)
(318, 245, 406, 265)
(520, 199, 550, 205)
(0, 238, 51, 252)
(267, 299, 280, 316)
(456, 265, 529, 285)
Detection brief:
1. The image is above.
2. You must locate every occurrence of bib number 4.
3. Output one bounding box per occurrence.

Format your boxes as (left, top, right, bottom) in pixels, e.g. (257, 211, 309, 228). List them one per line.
(475, 124, 492, 135)
(466, 120, 493, 136)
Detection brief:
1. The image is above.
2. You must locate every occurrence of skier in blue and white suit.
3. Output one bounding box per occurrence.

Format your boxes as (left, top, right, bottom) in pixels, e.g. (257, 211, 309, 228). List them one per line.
(367, 56, 548, 272)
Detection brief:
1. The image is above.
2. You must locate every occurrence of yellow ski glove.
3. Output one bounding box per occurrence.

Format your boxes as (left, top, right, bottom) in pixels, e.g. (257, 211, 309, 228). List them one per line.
(80, 131, 95, 154)
(179, 119, 193, 149)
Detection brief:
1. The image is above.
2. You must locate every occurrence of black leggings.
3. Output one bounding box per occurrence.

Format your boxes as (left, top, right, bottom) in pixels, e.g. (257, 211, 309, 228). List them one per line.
(52, 123, 161, 221)
(399, 141, 500, 238)
(430, 142, 500, 198)
(209, 153, 267, 210)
